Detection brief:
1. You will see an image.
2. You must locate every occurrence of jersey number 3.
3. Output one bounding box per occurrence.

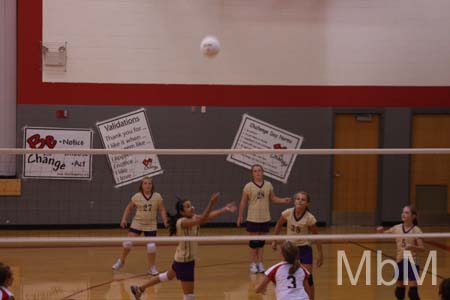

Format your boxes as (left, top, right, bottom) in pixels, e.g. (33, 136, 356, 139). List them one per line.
(287, 275, 297, 288)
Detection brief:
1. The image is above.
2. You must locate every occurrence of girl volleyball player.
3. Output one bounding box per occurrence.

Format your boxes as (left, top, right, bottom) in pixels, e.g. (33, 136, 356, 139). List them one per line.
(271, 191, 323, 299)
(130, 192, 236, 300)
(256, 241, 311, 300)
(0, 262, 14, 300)
(112, 176, 168, 275)
(236, 164, 291, 273)
(377, 206, 424, 300)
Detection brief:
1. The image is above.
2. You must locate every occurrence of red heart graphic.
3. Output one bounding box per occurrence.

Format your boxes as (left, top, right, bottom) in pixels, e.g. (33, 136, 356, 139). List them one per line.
(142, 158, 153, 167)
(273, 143, 287, 149)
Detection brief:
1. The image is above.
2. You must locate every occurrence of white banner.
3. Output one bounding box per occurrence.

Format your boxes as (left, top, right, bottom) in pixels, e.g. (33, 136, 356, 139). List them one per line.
(23, 127, 93, 180)
(227, 114, 303, 183)
(96, 108, 163, 187)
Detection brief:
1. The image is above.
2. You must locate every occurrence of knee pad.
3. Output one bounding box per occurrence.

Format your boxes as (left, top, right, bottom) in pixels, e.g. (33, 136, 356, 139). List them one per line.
(158, 272, 171, 282)
(395, 286, 406, 299)
(147, 242, 156, 253)
(183, 294, 195, 300)
(408, 287, 420, 300)
(308, 274, 314, 287)
(249, 240, 260, 249)
(123, 241, 133, 249)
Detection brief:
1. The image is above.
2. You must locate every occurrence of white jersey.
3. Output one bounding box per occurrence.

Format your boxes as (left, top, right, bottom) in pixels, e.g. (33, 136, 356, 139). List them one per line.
(0, 286, 14, 300)
(265, 262, 310, 300)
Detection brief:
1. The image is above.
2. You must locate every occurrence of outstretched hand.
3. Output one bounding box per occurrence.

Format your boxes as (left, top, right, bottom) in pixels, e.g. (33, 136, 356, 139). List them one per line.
(224, 202, 237, 213)
(209, 192, 220, 206)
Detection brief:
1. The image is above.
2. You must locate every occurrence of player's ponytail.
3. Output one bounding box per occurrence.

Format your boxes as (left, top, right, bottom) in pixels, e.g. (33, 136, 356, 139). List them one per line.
(168, 197, 187, 236)
(281, 241, 300, 275)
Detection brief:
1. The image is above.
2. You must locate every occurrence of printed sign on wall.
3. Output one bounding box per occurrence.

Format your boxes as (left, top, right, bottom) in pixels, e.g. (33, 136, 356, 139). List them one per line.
(227, 114, 303, 183)
(96, 108, 163, 187)
(23, 127, 93, 180)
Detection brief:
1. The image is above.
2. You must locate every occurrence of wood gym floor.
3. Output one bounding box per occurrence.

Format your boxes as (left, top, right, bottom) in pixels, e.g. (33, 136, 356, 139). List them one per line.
(0, 226, 448, 300)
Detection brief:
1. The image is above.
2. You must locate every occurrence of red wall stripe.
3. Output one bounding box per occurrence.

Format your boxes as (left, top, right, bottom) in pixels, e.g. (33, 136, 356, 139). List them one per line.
(17, 0, 450, 107)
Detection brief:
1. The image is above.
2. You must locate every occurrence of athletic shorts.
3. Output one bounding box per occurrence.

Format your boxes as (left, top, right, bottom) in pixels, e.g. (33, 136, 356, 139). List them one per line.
(246, 221, 270, 233)
(298, 245, 313, 264)
(172, 260, 195, 281)
(129, 228, 157, 237)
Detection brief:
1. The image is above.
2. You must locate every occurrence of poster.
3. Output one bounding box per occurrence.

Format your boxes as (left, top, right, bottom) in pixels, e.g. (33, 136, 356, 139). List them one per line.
(227, 114, 303, 183)
(23, 127, 93, 180)
(96, 109, 163, 187)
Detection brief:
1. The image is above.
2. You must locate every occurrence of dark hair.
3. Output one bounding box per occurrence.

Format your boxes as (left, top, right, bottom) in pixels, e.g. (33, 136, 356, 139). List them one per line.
(250, 164, 264, 179)
(0, 262, 12, 287)
(439, 278, 450, 300)
(281, 241, 300, 275)
(404, 205, 418, 226)
(167, 197, 188, 236)
(139, 176, 154, 194)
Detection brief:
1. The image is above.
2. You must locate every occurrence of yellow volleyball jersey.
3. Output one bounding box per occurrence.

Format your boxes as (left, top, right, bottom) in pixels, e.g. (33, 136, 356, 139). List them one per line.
(174, 217, 199, 262)
(130, 192, 163, 231)
(244, 180, 273, 223)
(282, 208, 317, 246)
(386, 224, 423, 262)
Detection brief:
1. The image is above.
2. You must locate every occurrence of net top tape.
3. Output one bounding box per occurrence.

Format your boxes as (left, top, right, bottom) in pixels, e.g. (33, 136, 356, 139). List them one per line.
(1, 148, 450, 155)
(0, 233, 449, 247)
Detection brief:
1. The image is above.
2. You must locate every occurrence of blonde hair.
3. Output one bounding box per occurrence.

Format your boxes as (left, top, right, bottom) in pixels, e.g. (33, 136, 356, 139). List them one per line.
(139, 176, 154, 193)
(281, 241, 300, 275)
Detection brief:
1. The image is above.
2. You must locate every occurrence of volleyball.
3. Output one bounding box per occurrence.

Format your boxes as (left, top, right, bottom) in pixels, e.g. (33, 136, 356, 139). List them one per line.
(200, 35, 220, 58)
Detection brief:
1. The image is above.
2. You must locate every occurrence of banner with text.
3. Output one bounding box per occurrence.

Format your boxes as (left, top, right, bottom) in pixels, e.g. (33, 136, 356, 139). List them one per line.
(227, 114, 303, 183)
(23, 127, 93, 180)
(96, 109, 163, 187)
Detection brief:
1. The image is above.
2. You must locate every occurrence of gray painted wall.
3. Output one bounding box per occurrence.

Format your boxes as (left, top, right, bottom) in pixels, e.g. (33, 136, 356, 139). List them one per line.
(0, 0, 17, 176)
(2, 105, 433, 226)
(380, 109, 411, 221)
(1, 105, 334, 226)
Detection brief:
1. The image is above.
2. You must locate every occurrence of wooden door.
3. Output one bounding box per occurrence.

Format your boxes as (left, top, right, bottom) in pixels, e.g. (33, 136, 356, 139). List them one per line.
(411, 114, 450, 219)
(332, 114, 380, 225)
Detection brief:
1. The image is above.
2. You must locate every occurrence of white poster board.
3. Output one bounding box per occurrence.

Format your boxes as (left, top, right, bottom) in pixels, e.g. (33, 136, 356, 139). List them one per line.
(23, 127, 93, 180)
(96, 108, 163, 187)
(227, 114, 303, 183)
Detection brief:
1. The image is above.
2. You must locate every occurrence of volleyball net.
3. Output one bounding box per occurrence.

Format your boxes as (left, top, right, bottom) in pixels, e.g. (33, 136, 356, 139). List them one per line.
(0, 147, 449, 228)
